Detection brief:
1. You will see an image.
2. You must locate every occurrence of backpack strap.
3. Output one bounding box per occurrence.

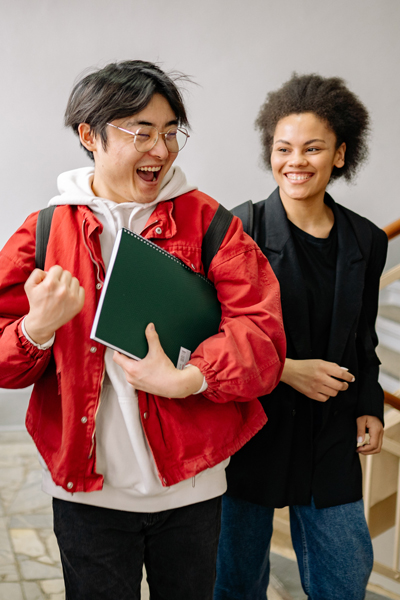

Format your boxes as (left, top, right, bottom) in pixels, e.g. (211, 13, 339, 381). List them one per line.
(35, 205, 57, 270)
(231, 200, 254, 237)
(35, 203, 233, 278)
(201, 204, 233, 278)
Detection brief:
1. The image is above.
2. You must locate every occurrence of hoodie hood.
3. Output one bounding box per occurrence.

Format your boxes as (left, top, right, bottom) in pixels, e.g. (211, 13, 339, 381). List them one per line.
(48, 166, 198, 268)
(49, 165, 196, 207)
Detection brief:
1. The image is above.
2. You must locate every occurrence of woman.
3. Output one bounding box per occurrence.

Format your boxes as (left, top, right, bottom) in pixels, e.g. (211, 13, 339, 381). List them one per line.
(214, 74, 388, 600)
(0, 60, 286, 600)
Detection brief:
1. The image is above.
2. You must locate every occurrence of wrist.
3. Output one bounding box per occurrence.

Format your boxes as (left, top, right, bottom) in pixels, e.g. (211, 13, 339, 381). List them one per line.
(280, 358, 294, 385)
(24, 315, 56, 346)
(174, 365, 204, 398)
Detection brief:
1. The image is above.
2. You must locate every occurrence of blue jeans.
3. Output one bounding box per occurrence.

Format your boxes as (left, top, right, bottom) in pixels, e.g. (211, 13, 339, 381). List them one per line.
(214, 495, 373, 600)
(53, 496, 221, 600)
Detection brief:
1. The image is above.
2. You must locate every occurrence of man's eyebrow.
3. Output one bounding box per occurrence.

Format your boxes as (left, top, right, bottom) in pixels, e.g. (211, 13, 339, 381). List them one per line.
(126, 118, 179, 127)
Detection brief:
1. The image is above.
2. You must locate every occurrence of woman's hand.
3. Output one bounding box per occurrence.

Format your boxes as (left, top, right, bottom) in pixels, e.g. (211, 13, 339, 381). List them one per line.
(113, 323, 204, 398)
(356, 415, 383, 454)
(281, 358, 355, 402)
(24, 266, 85, 345)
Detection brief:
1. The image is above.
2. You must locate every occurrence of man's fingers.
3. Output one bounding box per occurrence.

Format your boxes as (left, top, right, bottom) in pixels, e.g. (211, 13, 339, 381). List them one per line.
(70, 277, 85, 305)
(113, 351, 130, 370)
(46, 265, 64, 280)
(24, 268, 47, 290)
(60, 269, 73, 286)
(144, 323, 162, 353)
(78, 286, 85, 308)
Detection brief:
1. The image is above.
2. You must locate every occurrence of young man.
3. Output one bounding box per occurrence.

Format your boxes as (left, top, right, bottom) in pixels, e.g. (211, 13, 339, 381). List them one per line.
(0, 61, 285, 600)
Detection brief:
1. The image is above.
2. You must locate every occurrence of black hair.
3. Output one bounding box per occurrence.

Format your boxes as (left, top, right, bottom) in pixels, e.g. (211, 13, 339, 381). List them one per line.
(255, 73, 370, 182)
(64, 60, 190, 160)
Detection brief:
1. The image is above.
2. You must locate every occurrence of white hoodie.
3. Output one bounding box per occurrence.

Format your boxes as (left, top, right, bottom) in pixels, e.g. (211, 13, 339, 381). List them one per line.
(40, 166, 229, 512)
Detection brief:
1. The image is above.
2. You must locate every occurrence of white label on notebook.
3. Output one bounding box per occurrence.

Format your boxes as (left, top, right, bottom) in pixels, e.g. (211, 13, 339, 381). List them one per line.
(177, 347, 191, 370)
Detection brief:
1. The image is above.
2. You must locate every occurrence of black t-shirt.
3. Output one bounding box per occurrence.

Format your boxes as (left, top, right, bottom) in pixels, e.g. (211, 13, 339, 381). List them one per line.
(289, 220, 338, 434)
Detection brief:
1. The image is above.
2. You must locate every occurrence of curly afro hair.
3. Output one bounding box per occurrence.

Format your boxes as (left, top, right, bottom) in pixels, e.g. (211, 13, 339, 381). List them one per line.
(255, 73, 370, 182)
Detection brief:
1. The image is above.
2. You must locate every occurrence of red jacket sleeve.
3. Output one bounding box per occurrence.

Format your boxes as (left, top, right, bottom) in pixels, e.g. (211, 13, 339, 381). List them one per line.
(0, 213, 52, 388)
(189, 216, 286, 403)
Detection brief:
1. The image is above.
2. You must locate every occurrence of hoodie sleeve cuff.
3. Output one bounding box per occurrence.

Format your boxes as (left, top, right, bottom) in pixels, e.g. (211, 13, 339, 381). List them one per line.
(22, 318, 55, 350)
(183, 364, 208, 394)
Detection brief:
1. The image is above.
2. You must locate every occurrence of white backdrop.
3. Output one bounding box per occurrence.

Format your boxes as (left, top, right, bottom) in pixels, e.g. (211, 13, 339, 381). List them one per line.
(0, 0, 399, 249)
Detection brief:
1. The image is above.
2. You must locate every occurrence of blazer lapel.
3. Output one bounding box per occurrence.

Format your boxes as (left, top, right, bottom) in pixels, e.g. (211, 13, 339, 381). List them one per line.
(325, 195, 366, 363)
(262, 189, 313, 359)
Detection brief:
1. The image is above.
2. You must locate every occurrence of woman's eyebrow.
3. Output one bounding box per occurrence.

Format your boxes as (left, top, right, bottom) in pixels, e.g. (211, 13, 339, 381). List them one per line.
(304, 138, 326, 145)
(274, 138, 327, 145)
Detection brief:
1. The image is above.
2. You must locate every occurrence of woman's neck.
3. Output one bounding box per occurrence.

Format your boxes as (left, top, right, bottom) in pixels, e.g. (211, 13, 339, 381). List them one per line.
(280, 190, 334, 239)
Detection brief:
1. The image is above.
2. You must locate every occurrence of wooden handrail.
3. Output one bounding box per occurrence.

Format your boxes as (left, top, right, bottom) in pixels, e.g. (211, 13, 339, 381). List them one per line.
(384, 390, 400, 412)
(384, 218, 400, 241)
(380, 264, 400, 289)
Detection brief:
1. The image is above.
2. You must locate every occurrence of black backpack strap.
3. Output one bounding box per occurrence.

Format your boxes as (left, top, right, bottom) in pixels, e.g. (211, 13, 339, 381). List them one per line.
(35, 205, 57, 270)
(201, 204, 234, 278)
(231, 200, 254, 237)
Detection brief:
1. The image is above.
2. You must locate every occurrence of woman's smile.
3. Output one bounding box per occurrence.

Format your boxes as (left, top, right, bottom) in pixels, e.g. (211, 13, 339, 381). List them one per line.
(271, 112, 346, 206)
(284, 171, 314, 182)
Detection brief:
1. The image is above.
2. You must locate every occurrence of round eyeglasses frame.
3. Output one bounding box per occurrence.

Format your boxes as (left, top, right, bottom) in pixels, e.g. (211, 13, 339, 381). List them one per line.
(106, 122, 190, 153)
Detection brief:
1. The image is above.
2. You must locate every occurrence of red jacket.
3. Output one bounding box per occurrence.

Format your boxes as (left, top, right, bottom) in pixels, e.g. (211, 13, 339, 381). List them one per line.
(0, 191, 285, 493)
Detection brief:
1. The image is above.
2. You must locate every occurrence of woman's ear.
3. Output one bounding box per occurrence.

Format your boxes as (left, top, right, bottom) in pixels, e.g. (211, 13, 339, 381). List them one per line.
(78, 123, 97, 154)
(334, 142, 346, 169)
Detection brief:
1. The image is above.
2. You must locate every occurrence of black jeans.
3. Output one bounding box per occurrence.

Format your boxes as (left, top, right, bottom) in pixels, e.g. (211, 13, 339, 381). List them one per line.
(53, 496, 222, 600)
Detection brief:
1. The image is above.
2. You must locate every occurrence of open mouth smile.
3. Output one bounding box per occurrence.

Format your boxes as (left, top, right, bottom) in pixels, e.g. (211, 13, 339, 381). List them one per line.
(285, 172, 314, 182)
(137, 166, 162, 183)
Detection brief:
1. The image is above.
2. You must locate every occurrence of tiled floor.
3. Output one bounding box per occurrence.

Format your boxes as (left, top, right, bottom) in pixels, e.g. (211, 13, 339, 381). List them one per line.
(0, 430, 63, 600)
(0, 391, 397, 600)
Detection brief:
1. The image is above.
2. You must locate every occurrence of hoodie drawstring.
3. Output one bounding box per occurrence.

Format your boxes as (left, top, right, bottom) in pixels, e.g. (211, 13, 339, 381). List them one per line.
(81, 219, 103, 289)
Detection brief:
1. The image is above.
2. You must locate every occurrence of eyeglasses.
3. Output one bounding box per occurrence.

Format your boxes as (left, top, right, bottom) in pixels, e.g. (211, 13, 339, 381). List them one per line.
(106, 123, 190, 153)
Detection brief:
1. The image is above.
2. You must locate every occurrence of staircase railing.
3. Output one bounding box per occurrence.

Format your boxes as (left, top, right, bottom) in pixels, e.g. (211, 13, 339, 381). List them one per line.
(385, 218, 400, 241)
(384, 390, 400, 411)
(364, 217, 400, 584)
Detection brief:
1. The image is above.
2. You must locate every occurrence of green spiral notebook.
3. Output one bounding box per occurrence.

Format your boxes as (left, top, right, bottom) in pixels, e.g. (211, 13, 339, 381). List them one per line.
(90, 228, 222, 368)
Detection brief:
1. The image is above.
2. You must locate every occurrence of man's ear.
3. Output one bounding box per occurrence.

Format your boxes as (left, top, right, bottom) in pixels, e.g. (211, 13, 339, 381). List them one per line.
(78, 123, 97, 154)
(334, 142, 346, 169)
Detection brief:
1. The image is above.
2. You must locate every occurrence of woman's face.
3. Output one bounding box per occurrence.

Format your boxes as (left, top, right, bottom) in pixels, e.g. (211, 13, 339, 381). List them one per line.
(270, 112, 346, 206)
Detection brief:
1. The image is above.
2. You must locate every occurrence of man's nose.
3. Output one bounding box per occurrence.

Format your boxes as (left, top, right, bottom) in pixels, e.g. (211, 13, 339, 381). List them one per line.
(148, 134, 170, 159)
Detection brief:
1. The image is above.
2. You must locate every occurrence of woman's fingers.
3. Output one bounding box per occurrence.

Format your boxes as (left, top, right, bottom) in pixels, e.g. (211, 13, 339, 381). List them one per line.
(281, 359, 356, 402)
(356, 416, 383, 455)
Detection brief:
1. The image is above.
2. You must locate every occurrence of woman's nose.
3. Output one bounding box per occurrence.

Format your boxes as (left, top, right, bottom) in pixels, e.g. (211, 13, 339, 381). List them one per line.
(288, 152, 308, 167)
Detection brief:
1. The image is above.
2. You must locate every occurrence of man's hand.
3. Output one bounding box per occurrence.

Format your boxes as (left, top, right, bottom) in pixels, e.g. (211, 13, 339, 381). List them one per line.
(24, 266, 85, 345)
(356, 415, 383, 455)
(113, 323, 204, 398)
(280, 358, 355, 402)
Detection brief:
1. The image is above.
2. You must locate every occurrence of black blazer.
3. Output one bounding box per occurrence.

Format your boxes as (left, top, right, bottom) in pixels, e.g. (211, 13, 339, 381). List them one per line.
(226, 188, 388, 509)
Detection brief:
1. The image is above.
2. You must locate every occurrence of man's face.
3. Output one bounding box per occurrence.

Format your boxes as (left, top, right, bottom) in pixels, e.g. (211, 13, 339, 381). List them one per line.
(80, 94, 179, 204)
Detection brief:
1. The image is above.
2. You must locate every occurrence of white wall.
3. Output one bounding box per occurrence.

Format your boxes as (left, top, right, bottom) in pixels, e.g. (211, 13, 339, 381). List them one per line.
(0, 0, 399, 248)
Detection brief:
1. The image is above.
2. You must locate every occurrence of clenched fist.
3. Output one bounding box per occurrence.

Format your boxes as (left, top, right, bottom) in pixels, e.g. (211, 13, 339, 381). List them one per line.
(24, 266, 85, 345)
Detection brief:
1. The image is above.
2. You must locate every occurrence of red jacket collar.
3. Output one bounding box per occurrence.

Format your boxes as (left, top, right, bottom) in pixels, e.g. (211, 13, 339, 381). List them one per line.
(141, 200, 177, 240)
